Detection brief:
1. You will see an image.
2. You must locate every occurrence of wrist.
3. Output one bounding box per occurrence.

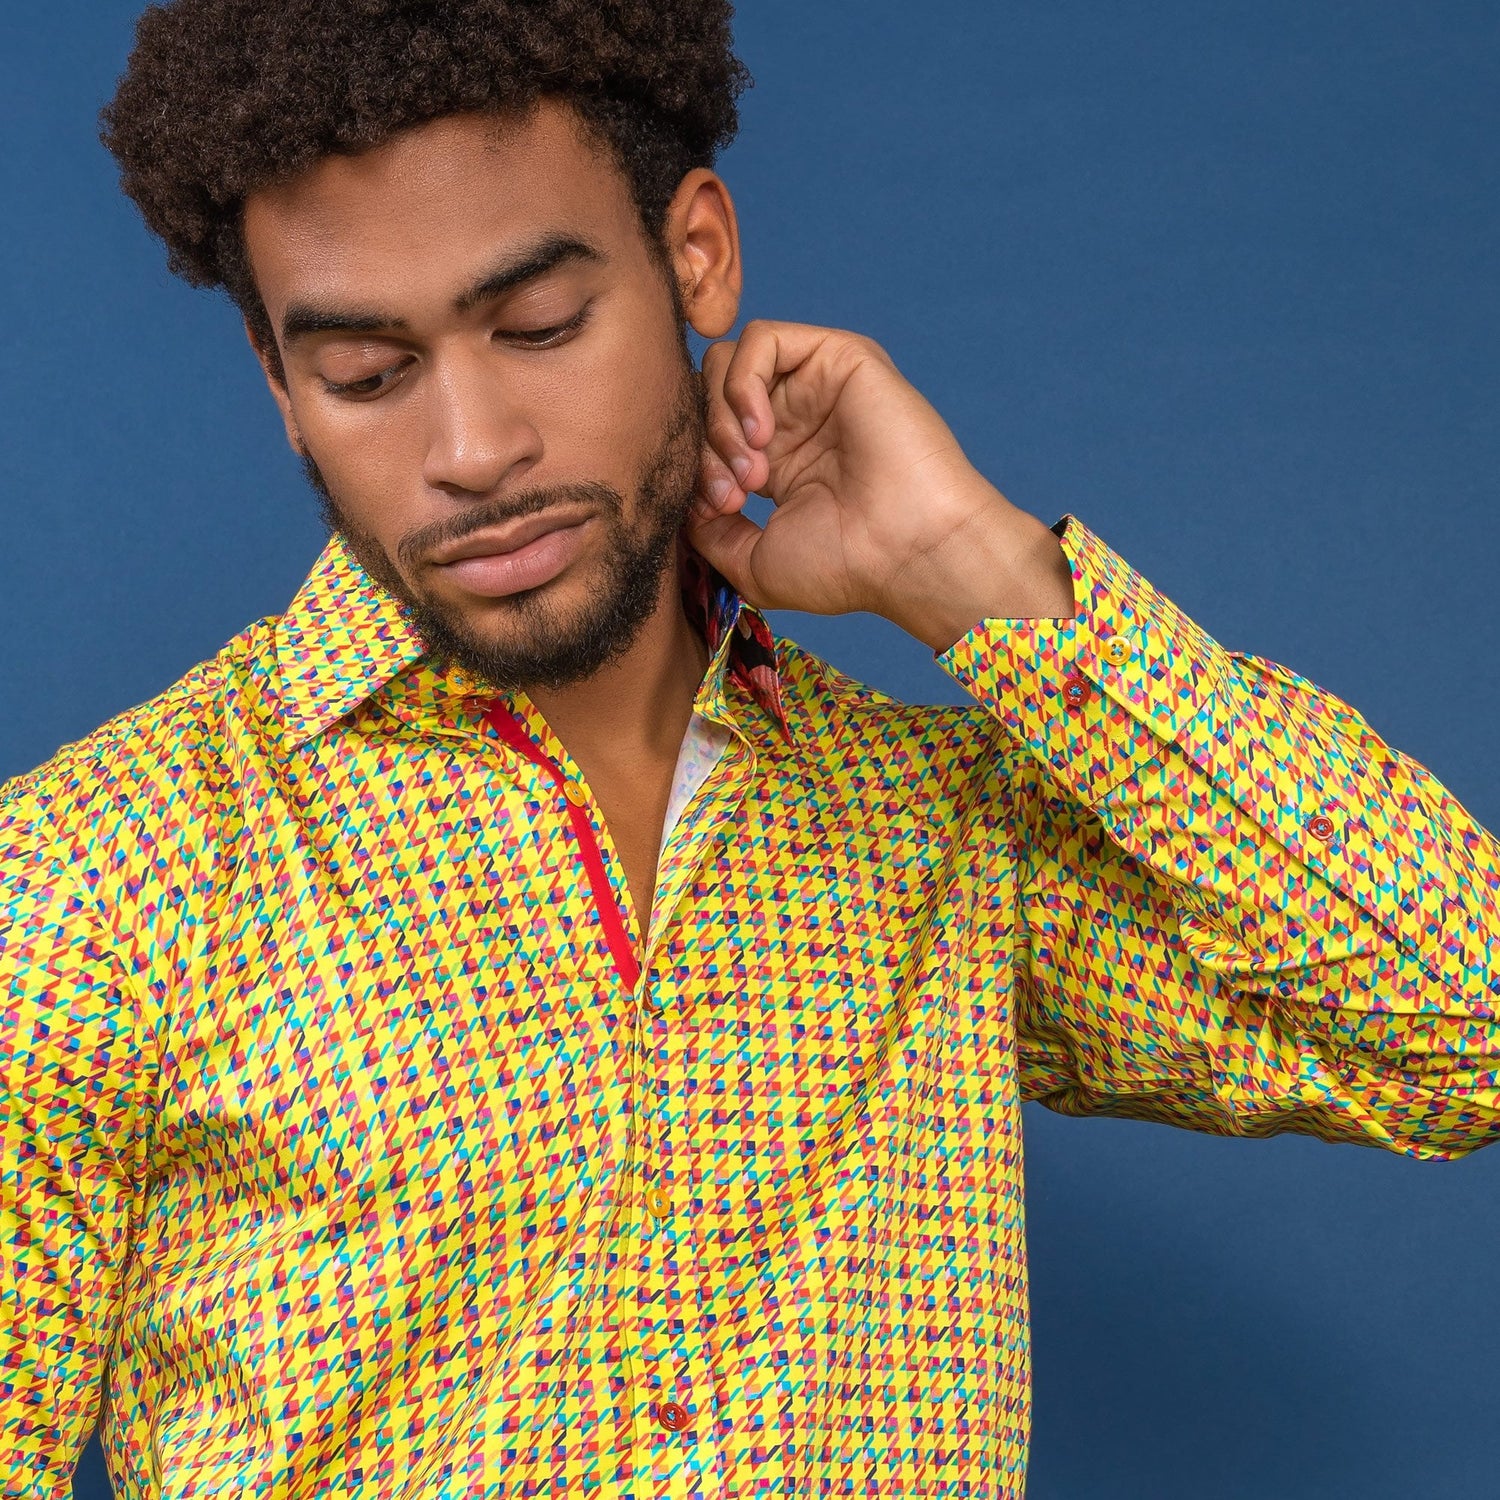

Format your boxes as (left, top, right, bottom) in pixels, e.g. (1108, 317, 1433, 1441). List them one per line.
(882, 486, 1076, 651)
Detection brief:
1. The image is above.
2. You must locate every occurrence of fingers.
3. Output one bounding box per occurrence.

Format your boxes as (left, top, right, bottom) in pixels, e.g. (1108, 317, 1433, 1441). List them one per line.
(716, 327, 780, 449)
(697, 320, 834, 513)
(700, 340, 768, 501)
(696, 440, 742, 516)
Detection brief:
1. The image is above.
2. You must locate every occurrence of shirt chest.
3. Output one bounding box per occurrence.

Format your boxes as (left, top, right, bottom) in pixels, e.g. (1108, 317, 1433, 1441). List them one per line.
(144, 718, 1019, 1218)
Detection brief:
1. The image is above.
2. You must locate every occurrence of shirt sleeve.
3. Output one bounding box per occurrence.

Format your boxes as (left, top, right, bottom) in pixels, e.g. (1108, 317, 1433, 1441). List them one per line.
(938, 515, 1500, 1160)
(0, 775, 151, 1495)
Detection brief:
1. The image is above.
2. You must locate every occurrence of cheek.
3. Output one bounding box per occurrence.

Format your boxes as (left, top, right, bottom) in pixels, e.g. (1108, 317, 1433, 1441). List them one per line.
(292, 395, 429, 545)
(538, 308, 687, 479)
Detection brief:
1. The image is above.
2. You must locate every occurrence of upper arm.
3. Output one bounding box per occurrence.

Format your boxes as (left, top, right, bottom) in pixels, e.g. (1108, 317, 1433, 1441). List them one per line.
(0, 778, 151, 1493)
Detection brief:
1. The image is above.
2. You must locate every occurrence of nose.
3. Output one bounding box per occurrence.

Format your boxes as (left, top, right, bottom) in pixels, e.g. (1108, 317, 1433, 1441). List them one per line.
(421, 347, 542, 498)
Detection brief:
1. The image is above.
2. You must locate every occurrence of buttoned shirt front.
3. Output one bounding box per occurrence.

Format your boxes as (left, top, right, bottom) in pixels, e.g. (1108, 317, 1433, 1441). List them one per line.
(2, 517, 1497, 1499)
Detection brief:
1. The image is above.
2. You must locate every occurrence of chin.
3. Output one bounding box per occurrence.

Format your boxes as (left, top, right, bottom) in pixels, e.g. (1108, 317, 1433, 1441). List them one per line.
(448, 569, 603, 643)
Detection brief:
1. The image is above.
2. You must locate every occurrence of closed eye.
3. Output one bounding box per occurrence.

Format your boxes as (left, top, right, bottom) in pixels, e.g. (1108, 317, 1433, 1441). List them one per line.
(321, 359, 413, 400)
(498, 303, 592, 349)
(317, 300, 593, 400)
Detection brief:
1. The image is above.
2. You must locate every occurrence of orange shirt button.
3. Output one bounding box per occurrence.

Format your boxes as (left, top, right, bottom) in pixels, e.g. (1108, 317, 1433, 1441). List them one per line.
(645, 1187, 671, 1218)
(657, 1400, 690, 1432)
(561, 781, 588, 807)
(1062, 673, 1091, 710)
(1307, 813, 1337, 841)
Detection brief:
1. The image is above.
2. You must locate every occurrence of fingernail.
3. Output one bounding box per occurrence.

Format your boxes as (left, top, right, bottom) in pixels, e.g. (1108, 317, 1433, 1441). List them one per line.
(742, 415, 759, 441)
(707, 474, 733, 506)
(730, 453, 752, 485)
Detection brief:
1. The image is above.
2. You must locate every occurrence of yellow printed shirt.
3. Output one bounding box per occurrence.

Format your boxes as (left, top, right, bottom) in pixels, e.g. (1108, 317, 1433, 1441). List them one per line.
(3, 516, 1498, 1499)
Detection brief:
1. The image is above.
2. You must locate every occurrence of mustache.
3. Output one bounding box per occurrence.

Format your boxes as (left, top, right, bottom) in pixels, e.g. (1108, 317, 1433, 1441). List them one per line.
(393, 481, 625, 572)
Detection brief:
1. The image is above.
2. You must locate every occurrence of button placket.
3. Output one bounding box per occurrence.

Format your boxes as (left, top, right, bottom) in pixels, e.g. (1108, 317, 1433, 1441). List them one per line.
(629, 965, 727, 1483)
(626, 964, 693, 1463)
(621, 734, 749, 1479)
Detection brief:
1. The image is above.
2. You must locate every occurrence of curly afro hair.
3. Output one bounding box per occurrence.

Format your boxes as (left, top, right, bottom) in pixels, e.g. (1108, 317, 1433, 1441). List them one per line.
(101, 0, 750, 360)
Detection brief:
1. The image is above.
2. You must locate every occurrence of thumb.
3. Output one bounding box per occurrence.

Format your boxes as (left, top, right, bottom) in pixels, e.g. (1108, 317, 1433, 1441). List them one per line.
(685, 507, 768, 607)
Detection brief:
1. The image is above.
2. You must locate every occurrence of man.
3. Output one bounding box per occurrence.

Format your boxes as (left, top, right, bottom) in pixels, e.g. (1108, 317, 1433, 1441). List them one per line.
(2, 1, 1495, 1496)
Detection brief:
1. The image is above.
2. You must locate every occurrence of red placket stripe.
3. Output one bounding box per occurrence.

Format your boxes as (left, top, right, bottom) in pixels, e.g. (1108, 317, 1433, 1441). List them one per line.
(482, 700, 642, 991)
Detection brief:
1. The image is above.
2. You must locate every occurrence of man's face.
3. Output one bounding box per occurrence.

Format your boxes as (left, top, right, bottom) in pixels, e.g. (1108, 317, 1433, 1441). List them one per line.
(242, 104, 708, 691)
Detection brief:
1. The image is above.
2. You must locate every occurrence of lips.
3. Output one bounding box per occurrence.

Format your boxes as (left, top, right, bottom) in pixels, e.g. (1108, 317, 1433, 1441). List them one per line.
(430, 510, 596, 599)
(429, 506, 594, 567)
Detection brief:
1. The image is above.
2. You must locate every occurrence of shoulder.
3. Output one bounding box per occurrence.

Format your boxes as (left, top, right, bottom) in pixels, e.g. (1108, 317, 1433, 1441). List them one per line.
(774, 636, 1013, 797)
(1, 617, 280, 862)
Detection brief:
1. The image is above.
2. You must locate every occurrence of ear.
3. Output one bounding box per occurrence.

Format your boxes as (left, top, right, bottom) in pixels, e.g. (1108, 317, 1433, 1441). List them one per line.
(244, 319, 307, 457)
(662, 169, 743, 340)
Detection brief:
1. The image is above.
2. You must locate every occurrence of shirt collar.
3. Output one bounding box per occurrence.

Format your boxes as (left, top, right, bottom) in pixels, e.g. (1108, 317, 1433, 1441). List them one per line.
(677, 543, 792, 744)
(269, 533, 792, 750)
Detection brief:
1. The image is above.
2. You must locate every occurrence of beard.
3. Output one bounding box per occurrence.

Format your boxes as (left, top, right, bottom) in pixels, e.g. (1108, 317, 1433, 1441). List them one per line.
(303, 355, 706, 695)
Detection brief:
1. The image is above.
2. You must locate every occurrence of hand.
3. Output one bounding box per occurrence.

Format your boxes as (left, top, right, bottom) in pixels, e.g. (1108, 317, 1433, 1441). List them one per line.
(686, 320, 1074, 650)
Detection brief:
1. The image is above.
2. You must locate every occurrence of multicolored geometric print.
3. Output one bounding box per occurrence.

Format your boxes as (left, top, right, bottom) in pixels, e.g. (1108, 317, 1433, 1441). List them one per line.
(2, 516, 1497, 1499)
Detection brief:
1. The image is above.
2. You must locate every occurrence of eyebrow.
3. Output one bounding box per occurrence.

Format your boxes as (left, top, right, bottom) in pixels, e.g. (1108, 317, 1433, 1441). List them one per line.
(279, 233, 606, 346)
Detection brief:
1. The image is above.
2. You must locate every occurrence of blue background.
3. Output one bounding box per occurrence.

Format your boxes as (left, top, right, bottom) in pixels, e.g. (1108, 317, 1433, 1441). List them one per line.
(3, 3, 1497, 1496)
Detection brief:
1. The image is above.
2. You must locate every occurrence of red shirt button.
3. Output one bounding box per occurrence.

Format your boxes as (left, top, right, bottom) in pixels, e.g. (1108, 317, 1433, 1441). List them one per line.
(657, 1400, 690, 1431)
(1063, 673, 1091, 710)
(1307, 814, 1336, 841)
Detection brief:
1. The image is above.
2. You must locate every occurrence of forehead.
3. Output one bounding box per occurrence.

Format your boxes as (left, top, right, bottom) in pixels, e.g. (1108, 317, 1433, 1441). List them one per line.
(241, 102, 638, 314)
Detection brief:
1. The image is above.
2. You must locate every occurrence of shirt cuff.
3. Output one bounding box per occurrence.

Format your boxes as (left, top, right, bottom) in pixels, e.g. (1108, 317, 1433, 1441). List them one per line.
(936, 514, 1234, 802)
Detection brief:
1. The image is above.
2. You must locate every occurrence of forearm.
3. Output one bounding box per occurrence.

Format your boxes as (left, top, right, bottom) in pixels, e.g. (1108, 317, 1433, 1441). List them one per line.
(940, 514, 1500, 1156)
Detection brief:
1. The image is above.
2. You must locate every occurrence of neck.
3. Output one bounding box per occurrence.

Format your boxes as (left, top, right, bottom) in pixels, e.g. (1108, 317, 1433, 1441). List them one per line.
(526, 567, 711, 775)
